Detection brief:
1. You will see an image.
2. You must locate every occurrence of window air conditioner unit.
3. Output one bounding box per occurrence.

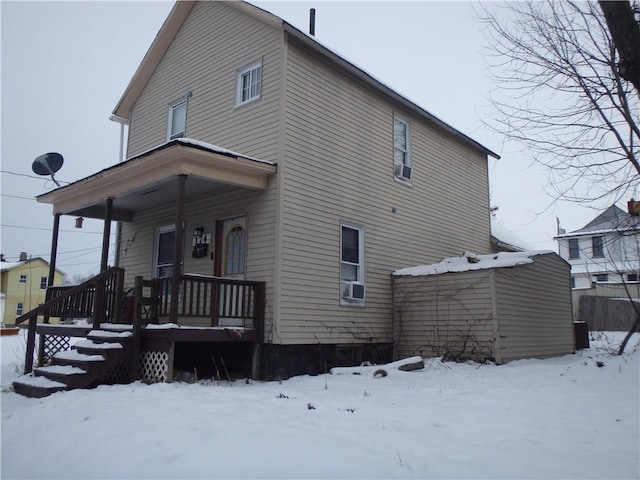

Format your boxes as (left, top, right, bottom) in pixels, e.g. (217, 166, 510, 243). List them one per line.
(342, 281, 365, 301)
(394, 163, 412, 180)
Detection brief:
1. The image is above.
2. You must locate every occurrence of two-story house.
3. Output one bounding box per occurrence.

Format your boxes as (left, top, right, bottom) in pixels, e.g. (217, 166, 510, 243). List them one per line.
(24, 1, 499, 383)
(555, 204, 640, 325)
(1, 255, 64, 326)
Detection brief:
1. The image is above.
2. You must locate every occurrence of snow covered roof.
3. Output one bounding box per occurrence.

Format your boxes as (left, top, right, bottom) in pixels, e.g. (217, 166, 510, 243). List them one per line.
(0, 261, 25, 272)
(556, 205, 640, 238)
(393, 250, 555, 277)
(490, 220, 531, 252)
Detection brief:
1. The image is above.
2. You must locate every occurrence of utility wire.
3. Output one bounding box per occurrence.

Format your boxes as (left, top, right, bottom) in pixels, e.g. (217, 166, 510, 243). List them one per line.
(1, 224, 115, 235)
(1, 194, 37, 201)
(1, 170, 71, 184)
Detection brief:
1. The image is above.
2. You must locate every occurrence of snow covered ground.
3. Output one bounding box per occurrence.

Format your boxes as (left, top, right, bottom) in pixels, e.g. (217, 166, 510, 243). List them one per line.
(2, 331, 639, 479)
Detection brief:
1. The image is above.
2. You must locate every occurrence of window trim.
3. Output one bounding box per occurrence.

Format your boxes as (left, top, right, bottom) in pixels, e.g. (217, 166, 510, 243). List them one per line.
(568, 238, 580, 259)
(393, 114, 412, 183)
(153, 224, 176, 278)
(591, 236, 604, 258)
(235, 60, 262, 107)
(166, 98, 188, 141)
(340, 222, 365, 305)
(40, 276, 48, 290)
(19, 274, 27, 284)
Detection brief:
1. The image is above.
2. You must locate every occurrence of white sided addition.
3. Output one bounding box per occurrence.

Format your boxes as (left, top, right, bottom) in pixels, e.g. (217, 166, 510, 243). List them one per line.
(392, 250, 574, 364)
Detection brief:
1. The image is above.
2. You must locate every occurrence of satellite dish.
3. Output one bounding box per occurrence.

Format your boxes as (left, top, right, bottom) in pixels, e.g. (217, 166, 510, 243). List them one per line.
(32, 152, 64, 187)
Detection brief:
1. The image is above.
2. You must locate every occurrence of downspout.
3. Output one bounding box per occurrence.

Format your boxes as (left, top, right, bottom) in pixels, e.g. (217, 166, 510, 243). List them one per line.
(109, 115, 129, 268)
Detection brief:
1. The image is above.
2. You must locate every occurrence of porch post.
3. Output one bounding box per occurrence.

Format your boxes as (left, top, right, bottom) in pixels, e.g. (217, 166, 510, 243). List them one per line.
(100, 198, 114, 272)
(43, 213, 61, 324)
(169, 175, 187, 322)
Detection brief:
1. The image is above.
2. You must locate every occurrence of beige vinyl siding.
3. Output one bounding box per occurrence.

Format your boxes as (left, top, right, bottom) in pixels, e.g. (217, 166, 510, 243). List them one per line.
(494, 254, 574, 362)
(277, 40, 491, 344)
(392, 270, 497, 360)
(127, 1, 282, 162)
(117, 181, 276, 331)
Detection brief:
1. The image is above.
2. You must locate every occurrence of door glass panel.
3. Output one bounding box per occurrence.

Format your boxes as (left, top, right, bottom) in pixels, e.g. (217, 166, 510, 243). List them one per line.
(225, 226, 246, 275)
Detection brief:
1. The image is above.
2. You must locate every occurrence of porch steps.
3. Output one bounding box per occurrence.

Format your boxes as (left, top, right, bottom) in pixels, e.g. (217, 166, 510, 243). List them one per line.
(12, 329, 134, 398)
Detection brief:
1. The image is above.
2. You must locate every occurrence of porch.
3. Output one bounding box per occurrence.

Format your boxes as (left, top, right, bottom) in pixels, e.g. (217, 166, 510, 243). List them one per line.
(12, 139, 275, 397)
(13, 267, 265, 397)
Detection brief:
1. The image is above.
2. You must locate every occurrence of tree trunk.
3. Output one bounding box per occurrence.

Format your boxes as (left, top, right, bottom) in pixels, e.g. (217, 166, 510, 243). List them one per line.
(617, 314, 640, 355)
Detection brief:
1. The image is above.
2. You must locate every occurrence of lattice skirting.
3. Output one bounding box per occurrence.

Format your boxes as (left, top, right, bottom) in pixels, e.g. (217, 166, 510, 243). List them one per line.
(102, 357, 131, 384)
(40, 334, 70, 365)
(141, 351, 170, 383)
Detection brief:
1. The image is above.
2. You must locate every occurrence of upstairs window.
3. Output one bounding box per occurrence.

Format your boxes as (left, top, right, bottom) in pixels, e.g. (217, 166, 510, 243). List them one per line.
(393, 115, 411, 182)
(16, 302, 24, 316)
(568, 238, 580, 259)
(167, 99, 187, 140)
(592, 236, 604, 258)
(40, 277, 48, 289)
(236, 60, 262, 106)
(627, 273, 638, 282)
(19, 274, 27, 284)
(594, 274, 609, 282)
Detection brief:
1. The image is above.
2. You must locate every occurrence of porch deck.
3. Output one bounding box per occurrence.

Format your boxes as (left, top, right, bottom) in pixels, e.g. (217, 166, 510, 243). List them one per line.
(13, 268, 265, 397)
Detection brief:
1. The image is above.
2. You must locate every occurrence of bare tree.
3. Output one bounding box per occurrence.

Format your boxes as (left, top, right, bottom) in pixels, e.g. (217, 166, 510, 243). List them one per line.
(480, 1, 640, 353)
(479, 1, 639, 206)
(599, 1, 640, 96)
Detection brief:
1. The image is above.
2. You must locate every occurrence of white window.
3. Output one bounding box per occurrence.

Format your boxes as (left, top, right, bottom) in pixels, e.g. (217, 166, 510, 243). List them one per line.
(154, 225, 176, 278)
(393, 115, 411, 182)
(167, 99, 187, 140)
(19, 274, 27, 284)
(40, 277, 48, 289)
(16, 302, 23, 316)
(236, 60, 262, 106)
(594, 273, 609, 282)
(340, 223, 365, 303)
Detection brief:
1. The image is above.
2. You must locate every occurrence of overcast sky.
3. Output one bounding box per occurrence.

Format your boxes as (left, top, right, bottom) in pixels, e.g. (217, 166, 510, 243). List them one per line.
(1, 1, 608, 279)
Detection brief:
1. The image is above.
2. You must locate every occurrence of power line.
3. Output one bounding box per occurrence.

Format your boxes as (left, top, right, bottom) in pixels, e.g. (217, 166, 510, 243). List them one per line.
(1, 224, 115, 235)
(1, 194, 37, 201)
(1, 170, 71, 184)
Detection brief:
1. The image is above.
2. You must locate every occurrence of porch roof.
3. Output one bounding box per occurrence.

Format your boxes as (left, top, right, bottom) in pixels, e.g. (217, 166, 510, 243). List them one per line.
(36, 139, 277, 221)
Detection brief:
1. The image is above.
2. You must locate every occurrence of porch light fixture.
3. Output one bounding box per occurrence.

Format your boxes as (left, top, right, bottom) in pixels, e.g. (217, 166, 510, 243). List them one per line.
(75, 217, 84, 229)
(193, 226, 204, 236)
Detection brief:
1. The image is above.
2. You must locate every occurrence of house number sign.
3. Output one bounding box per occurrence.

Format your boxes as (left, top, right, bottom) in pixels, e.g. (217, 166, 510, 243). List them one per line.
(192, 227, 211, 258)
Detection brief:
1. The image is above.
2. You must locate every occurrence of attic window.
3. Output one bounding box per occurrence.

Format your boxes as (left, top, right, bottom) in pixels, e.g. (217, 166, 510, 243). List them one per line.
(19, 274, 27, 284)
(167, 99, 187, 140)
(236, 60, 262, 106)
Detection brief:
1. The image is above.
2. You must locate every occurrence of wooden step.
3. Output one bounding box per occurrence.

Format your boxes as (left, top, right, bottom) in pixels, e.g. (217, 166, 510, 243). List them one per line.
(34, 365, 88, 389)
(12, 375, 66, 398)
(87, 329, 132, 347)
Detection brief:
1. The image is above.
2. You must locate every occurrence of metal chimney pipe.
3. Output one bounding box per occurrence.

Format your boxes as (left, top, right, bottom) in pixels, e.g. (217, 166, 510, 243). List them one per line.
(309, 8, 316, 36)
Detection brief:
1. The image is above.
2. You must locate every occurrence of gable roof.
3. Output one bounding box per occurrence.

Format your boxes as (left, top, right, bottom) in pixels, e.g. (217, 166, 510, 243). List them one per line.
(0, 258, 64, 275)
(555, 205, 640, 238)
(111, 1, 499, 160)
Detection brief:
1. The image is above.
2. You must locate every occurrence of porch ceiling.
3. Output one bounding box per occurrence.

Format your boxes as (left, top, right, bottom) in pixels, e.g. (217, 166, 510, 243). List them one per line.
(36, 140, 277, 221)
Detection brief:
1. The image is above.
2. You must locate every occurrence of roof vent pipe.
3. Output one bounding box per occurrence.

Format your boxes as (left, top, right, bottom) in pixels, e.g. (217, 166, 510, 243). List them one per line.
(309, 8, 316, 36)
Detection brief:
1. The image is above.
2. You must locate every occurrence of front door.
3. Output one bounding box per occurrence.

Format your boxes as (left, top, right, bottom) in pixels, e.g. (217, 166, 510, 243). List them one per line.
(215, 216, 247, 326)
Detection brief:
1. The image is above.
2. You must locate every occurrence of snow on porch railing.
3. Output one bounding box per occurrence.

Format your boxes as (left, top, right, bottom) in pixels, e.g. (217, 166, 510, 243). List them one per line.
(155, 274, 266, 330)
(15, 267, 125, 374)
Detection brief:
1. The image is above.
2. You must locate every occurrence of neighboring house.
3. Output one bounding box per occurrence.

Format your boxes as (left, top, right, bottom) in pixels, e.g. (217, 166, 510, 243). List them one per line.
(555, 204, 640, 325)
(0, 258, 64, 326)
(27, 1, 500, 383)
(393, 251, 574, 364)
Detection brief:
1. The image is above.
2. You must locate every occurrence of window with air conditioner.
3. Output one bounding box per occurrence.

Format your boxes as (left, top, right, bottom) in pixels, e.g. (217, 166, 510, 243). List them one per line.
(340, 223, 365, 304)
(393, 115, 411, 182)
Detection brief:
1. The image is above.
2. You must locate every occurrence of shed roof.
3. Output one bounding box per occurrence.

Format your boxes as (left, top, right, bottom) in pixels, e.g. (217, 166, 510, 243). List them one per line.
(393, 250, 556, 277)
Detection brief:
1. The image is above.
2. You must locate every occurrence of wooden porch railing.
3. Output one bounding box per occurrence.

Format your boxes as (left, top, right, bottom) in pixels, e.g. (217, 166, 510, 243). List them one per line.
(154, 274, 265, 330)
(15, 267, 125, 374)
